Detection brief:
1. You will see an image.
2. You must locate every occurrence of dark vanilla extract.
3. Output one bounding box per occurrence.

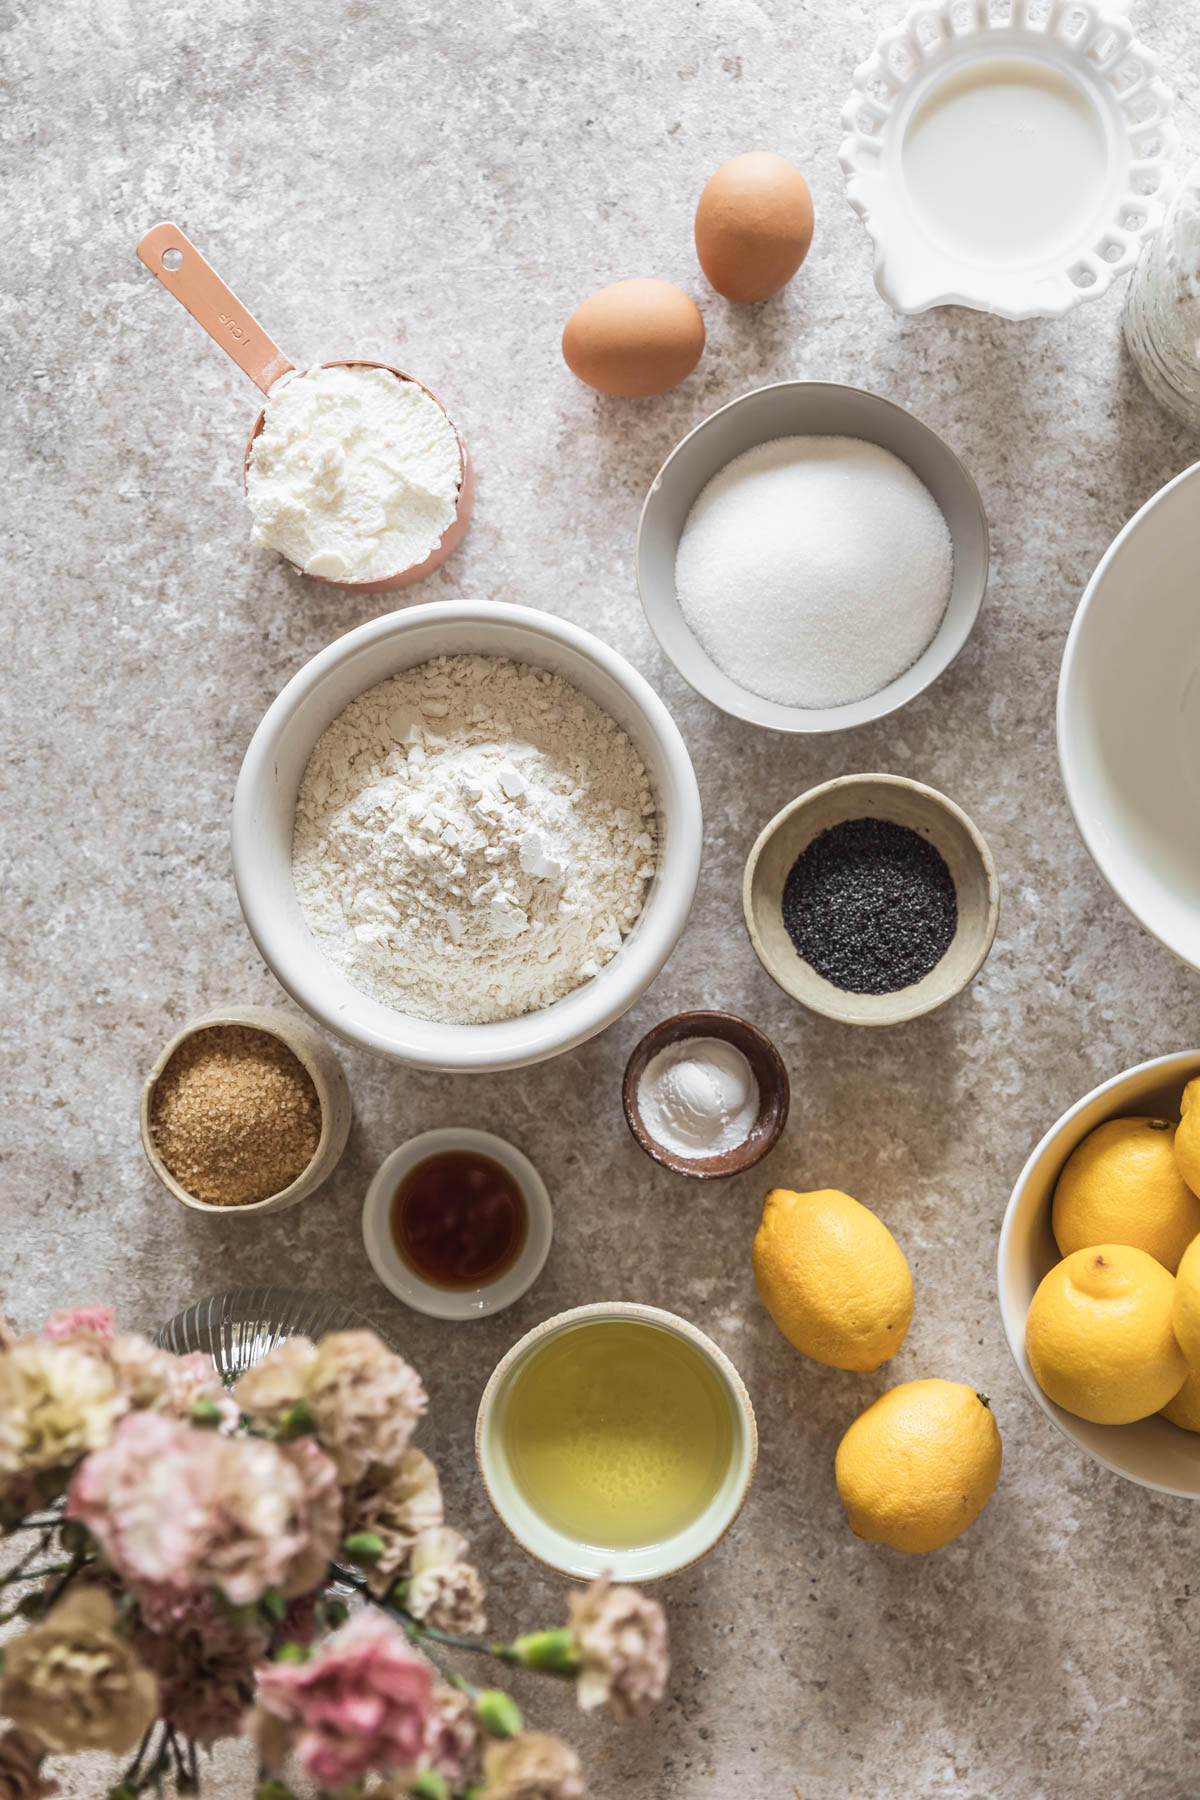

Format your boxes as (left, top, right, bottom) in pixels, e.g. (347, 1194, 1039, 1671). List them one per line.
(390, 1151, 527, 1289)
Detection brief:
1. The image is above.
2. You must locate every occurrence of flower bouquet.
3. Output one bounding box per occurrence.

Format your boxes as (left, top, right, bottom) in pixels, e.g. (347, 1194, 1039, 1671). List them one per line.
(0, 1306, 668, 1799)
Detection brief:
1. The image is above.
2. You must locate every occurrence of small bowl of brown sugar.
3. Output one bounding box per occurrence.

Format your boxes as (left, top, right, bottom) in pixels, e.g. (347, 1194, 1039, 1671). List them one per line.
(140, 1007, 351, 1215)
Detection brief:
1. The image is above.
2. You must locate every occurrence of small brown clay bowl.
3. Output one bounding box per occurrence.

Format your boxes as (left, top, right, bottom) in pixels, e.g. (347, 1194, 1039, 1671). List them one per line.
(622, 1010, 789, 1179)
(243, 359, 474, 595)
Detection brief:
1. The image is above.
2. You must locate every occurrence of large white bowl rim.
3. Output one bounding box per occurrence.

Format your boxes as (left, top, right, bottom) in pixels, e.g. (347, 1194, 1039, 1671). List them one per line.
(232, 603, 702, 1072)
(1058, 459, 1200, 973)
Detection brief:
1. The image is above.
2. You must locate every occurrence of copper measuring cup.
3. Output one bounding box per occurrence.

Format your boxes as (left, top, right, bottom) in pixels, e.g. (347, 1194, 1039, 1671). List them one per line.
(136, 222, 474, 594)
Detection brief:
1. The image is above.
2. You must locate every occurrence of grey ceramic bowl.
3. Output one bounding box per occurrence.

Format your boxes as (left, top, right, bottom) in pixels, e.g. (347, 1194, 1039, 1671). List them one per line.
(743, 773, 999, 1026)
(636, 381, 989, 733)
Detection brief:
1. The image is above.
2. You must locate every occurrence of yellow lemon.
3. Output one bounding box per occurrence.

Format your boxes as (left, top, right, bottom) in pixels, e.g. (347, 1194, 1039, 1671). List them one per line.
(1171, 1233, 1200, 1372)
(1025, 1244, 1186, 1424)
(752, 1187, 912, 1372)
(1161, 1369, 1200, 1432)
(1051, 1116, 1200, 1272)
(1173, 1079, 1200, 1197)
(835, 1379, 1002, 1553)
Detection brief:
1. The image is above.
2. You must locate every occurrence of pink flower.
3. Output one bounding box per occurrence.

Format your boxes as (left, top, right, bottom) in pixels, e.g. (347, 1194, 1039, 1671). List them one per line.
(133, 1584, 269, 1662)
(43, 1307, 116, 1343)
(406, 1526, 487, 1636)
(423, 1682, 484, 1789)
(68, 1412, 342, 1605)
(567, 1574, 668, 1720)
(68, 1412, 216, 1586)
(253, 1610, 434, 1790)
(236, 1331, 427, 1483)
(132, 1620, 257, 1748)
(347, 1448, 443, 1597)
(481, 1732, 585, 1800)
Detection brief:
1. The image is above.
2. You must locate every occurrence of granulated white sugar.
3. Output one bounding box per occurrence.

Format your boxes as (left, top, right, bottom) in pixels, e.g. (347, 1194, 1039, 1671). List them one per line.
(674, 435, 954, 710)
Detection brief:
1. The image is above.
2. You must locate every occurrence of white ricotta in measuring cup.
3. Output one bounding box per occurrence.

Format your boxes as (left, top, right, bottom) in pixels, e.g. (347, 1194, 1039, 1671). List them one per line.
(246, 363, 462, 582)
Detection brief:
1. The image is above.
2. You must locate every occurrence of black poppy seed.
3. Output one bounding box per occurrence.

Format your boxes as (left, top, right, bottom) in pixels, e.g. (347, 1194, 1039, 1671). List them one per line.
(781, 816, 958, 995)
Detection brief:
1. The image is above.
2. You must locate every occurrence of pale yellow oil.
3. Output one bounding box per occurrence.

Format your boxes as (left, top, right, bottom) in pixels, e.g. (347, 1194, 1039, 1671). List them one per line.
(499, 1320, 735, 1551)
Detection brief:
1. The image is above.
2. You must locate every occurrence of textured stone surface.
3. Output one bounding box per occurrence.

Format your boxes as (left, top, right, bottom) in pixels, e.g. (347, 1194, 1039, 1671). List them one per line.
(3, 0, 1200, 1794)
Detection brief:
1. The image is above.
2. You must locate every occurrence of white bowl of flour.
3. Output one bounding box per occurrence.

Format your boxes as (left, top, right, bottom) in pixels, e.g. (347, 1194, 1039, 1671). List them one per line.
(232, 603, 702, 1072)
(637, 381, 989, 734)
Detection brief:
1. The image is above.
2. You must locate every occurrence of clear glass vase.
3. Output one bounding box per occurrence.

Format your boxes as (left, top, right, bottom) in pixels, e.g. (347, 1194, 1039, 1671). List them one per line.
(1124, 162, 1200, 431)
(155, 1284, 376, 1380)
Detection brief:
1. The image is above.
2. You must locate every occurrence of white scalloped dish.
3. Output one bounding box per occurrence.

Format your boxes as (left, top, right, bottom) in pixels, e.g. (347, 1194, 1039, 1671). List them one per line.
(839, 0, 1173, 319)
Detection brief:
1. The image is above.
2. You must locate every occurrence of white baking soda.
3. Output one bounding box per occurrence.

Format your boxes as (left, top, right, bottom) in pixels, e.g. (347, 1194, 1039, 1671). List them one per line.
(637, 1037, 760, 1160)
(902, 58, 1108, 265)
(674, 435, 953, 710)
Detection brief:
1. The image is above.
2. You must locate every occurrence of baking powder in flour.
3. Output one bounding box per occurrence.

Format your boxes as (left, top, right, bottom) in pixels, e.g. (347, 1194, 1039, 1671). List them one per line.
(246, 364, 461, 582)
(292, 656, 657, 1025)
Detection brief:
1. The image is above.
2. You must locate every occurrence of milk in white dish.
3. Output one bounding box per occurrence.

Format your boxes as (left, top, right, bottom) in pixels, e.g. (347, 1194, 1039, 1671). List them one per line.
(901, 58, 1108, 265)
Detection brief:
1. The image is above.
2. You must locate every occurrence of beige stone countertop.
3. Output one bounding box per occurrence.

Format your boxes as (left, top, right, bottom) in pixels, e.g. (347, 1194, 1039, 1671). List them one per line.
(3, 1, 1200, 1795)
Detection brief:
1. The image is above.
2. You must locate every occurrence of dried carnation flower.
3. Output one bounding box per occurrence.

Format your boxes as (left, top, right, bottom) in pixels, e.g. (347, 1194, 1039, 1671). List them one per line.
(108, 1337, 237, 1426)
(423, 1681, 485, 1789)
(252, 1608, 434, 1791)
(0, 1340, 128, 1485)
(406, 1526, 487, 1636)
(348, 1447, 444, 1596)
(231, 1335, 317, 1419)
(481, 1731, 586, 1800)
(236, 1330, 427, 1484)
(133, 1579, 269, 1661)
(0, 1587, 157, 1756)
(42, 1307, 116, 1344)
(567, 1573, 668, 1721)
(0, 1729, 57, 1800)
(68, 1411, 342, 1605)
(131, 1618, 257, 1747)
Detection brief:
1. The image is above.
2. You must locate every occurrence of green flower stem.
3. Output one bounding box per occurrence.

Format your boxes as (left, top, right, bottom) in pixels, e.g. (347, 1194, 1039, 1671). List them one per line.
(40, 1549, 88, 1611)
(0, 1560, 69, 1588)
(119, 1721, 155, 1791)
(0, 1529, 56, 1586)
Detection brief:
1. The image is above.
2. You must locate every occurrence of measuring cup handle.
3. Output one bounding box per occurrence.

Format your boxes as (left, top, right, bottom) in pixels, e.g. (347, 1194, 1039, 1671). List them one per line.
(136, 223, 294, 394)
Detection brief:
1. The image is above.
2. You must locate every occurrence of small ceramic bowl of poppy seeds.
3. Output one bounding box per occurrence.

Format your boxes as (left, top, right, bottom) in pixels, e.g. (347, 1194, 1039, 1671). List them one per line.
(140, 1006, 352, 1214)
(742, 773, 999, 1026)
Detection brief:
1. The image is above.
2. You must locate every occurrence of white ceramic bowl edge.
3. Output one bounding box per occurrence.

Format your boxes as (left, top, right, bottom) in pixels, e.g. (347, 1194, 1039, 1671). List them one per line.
(232, 602, 703, 1072)
(998, 1050, 1200, 1497)
(839, 0, 1174, 319)
(1058, 460, 1200, 974)
(475, 1301, 757, 1582)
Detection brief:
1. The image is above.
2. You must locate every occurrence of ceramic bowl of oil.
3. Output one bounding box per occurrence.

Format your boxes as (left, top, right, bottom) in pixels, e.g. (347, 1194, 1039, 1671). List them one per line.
(475, 1301, 757, 1581)
(362, 1128, 553, 1320)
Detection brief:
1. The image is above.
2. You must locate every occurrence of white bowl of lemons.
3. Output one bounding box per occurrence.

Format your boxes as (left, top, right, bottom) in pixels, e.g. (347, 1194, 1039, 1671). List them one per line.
(999, 1051, 1200, 1497)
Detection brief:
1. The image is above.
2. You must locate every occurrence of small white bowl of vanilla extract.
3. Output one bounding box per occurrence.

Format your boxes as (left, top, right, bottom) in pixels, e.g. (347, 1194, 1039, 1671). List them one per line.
(362, 1129, 552, 1320)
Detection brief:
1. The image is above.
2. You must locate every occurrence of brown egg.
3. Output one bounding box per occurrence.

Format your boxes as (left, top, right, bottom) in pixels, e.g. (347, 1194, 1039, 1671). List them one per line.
(561, 278, 705, 397)
(695, 152, 814, 304)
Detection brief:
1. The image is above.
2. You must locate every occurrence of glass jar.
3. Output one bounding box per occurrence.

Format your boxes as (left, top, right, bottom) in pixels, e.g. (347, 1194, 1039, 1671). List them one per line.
(1124, 161, 1200, 431)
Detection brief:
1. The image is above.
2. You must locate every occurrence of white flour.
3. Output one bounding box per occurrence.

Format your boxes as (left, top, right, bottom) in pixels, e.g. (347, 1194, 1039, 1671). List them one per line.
(292, 656, 657, 1024)
(246, 364, 461, 582)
